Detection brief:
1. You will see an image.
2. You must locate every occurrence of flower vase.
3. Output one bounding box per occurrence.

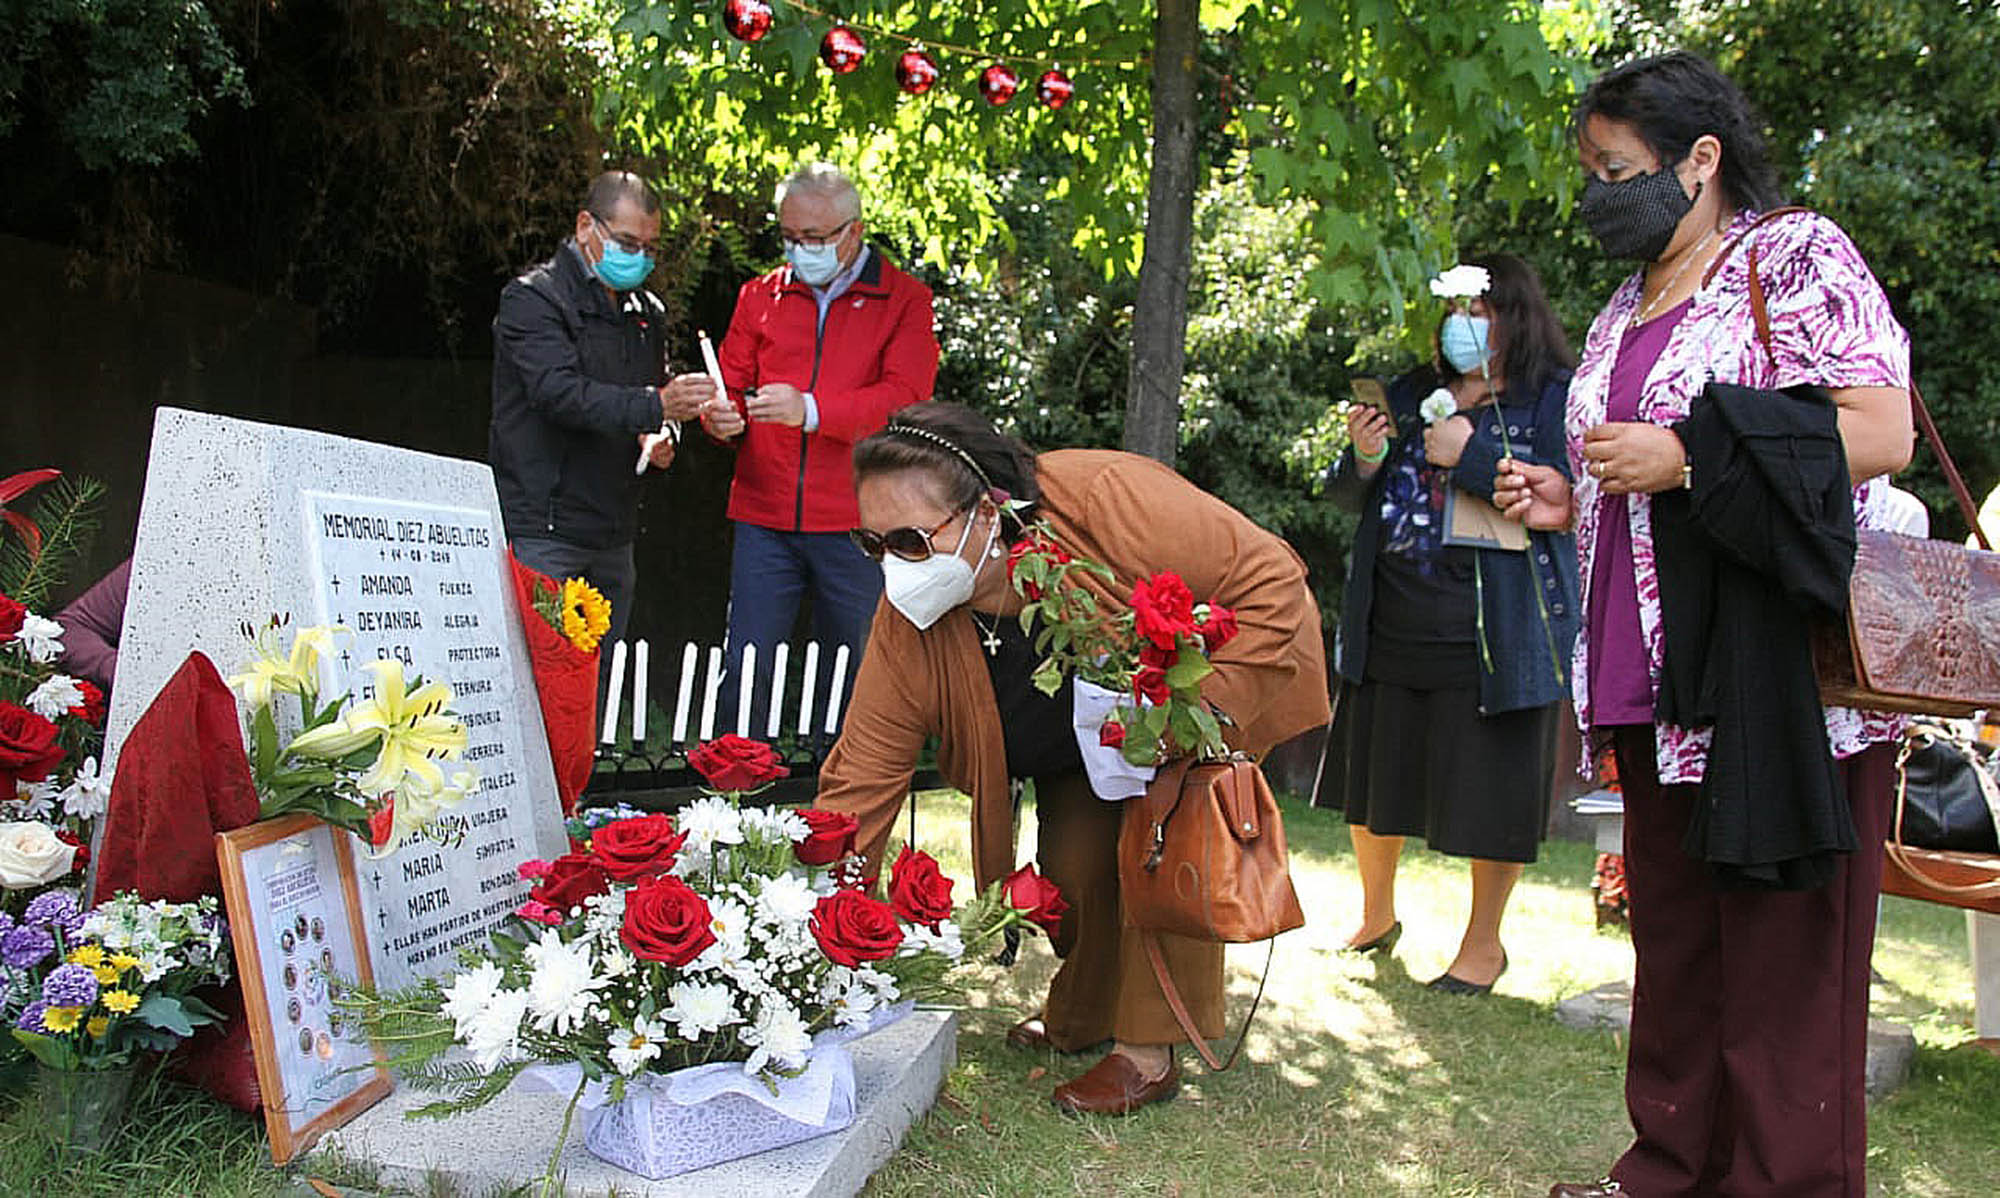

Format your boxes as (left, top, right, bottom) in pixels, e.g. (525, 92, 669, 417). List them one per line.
(578, 1047, 859, 1179)
(36, 1064, 138, 1152)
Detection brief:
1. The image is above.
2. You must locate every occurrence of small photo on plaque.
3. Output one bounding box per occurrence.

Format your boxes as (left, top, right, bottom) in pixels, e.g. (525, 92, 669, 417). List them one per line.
(216, 813, 392, 1165)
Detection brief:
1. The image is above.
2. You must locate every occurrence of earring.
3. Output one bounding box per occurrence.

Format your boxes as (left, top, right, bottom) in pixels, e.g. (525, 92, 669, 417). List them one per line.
(989, 542, 1004, 559)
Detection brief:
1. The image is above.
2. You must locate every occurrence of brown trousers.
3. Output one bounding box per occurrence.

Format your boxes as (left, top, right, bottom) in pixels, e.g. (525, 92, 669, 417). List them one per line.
(1610, 727, 1894, 1197)
(1033, 771, 1225, 1048)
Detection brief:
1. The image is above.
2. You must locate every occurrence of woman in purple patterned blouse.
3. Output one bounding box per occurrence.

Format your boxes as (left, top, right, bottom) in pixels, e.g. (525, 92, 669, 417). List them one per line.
(1494, 52, 1914, 1198)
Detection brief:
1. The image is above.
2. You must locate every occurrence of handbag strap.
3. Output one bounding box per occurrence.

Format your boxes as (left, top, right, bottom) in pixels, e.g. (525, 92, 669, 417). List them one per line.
(1887, 731, 2000, 898)
(1141, 930, 1276, 1072)
(1709, 207, 1992, 550)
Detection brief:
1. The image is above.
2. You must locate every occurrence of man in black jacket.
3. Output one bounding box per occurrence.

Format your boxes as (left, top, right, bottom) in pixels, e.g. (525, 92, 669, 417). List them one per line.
(490, 171, 714, 667)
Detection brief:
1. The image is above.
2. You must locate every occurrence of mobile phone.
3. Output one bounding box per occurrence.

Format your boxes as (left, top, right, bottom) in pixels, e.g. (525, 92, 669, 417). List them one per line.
(1348, 378, 1392, 431)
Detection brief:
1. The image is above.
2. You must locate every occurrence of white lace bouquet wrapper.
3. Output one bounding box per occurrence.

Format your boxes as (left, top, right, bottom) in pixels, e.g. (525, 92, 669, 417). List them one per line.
(1071, 678, 1158, 801)
(514, 1003, 911, 1179)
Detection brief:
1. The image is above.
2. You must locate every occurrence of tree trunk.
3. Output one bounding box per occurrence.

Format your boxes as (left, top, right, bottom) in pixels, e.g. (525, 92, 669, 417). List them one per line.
(1123, 0, 1200, 466)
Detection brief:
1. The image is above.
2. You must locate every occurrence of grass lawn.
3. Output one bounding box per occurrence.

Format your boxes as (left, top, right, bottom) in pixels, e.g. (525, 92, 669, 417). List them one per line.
(2, 791, 1994, 1196)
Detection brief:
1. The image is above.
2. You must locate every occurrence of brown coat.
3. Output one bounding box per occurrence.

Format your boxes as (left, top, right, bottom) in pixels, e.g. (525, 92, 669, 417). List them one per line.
(816, 449, 1331, 888)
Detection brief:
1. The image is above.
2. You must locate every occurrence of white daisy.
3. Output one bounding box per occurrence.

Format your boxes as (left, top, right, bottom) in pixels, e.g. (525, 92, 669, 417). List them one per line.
(463, 987, 530, 1070)
(24, 674, 83, 720)
(899, 920, 965, 961)
(439, 960, 508, 1037)
(751, 872, 817, 928)
(9, 779, 57, 821)
(741, 998, 812, 1076)
(741, 806, 807, 845)
(522, 928, 608, 1036)
(675, 795, 744, 851)
(607, 1016, 666, 1076)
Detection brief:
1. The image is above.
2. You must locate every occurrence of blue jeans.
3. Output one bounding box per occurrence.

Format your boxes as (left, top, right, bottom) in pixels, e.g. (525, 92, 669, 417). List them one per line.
(720, 522, 882, 740)
(510, 536, 636, 705)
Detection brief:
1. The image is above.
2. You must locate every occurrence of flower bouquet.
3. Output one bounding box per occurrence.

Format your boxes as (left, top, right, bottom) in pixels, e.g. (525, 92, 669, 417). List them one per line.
(341, 734, 1062, 1186)
(4, 890, 232, 1149)
(228, 618, 478, 855)
(1005, 526, 1239, 770)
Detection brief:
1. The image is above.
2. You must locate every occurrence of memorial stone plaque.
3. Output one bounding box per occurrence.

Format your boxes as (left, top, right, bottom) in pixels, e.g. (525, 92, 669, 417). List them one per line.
(107, 408, 567, 991)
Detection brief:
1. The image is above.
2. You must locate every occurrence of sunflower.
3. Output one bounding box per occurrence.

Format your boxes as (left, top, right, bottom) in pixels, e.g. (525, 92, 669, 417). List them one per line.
(42, 1006, 83, 1033)
(559, 578, 612, 654)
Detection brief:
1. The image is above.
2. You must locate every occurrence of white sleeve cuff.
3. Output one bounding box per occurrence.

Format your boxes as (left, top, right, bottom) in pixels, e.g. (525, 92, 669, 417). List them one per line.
(802, 391, 820, 433)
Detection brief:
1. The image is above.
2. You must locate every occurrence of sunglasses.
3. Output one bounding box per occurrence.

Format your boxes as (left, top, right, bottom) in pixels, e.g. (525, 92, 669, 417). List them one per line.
(849, 507, 969, 563)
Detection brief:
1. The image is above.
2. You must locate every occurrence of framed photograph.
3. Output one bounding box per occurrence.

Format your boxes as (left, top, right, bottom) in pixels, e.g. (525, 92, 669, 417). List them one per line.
(216, 813, 391, 1165)
(1442, 487, 1529, 551)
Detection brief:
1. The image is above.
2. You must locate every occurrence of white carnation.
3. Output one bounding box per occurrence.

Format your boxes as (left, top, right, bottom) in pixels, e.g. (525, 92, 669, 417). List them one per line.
(1429, 263, 1492, 299)
(1419, 387, 1458, 426)
(24, 674, 83, 720)
(664, 980, 737, 1039)
(10, 614, 64, 664)
(522, 928, 608, 1036)
(58, 757, 111, 821)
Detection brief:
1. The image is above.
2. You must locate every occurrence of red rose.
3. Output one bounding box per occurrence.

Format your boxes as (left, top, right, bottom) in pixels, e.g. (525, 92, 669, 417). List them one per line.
(810, 889, 904, 967)
(1132, 665, 1172, 706)
(687, 734, 789, 793)
(368, 800, 395, 848)
(0, 593, 23, 642)
(795, 808, 859, 866)
(68, 680, 105, 726)
(0, 701, 65, 791)
(1138, 641, 1176, 671)
(887, 847, 954, 929)
(1199, 604, 1239, 653)
(55, 829, 88, 873)
(1005, 534, 1071, 602)
(532, 850, 611, 914)
(621, 874, 716, 966)
(1002, 865, 1069, 937)
(1130, 571, 1197, 650)
(1098, 719, 1126, 748)
(590, 814, 688, 880)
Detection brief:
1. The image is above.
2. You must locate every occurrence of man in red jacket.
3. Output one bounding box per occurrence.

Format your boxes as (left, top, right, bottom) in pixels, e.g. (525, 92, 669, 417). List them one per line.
(701, 164, 939, 732)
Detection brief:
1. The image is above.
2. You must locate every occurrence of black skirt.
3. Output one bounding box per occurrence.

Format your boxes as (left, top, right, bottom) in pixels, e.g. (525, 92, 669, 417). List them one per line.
(1314, 674, 1560, 864)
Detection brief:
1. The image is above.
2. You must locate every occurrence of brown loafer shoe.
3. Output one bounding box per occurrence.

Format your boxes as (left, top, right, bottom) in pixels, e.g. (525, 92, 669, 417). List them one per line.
(1050, 1051, 1180, 1116)
(1548, 1180, 1622, 1197)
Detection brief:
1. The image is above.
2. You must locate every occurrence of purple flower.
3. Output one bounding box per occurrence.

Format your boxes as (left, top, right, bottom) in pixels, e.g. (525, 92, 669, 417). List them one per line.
(0, 911, 15, 939)
(41, 962, 98, 1008)
(22, 891, 82, 936)
(1, 925, 53, 970)
(15, 1001, 48, 1033)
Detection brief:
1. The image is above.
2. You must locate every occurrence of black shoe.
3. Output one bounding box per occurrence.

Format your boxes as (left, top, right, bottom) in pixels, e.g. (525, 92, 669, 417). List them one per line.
(1427, 950, 1507, 996)
(1547, 1179, 1622, 1197)
(1340, 920, 1402, 956)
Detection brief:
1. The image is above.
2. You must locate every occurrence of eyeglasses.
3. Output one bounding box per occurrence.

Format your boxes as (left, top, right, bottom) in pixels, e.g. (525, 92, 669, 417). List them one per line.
(849, 507, 966, 563)
(590, 213, 660, 258)
(780, 218, 854, 250)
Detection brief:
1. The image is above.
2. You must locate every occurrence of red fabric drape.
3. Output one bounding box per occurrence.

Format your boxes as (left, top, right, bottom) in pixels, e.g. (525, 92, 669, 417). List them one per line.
(91, 651, 263, 1111)
(508, 551, 600, 815)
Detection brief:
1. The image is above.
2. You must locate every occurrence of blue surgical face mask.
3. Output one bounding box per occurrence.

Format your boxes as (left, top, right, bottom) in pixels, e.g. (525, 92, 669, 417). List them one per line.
(588, 222, 654, 292)
(786, 240, 842, 286)
(1441, 313, 1494, 374)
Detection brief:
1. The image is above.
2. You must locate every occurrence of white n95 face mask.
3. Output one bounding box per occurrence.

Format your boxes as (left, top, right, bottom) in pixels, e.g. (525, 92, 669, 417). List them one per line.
(881, 509, 994, 630)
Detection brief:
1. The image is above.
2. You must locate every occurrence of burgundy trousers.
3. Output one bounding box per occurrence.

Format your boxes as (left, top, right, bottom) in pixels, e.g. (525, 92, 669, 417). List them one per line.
(1608, 727, 1894, 1198)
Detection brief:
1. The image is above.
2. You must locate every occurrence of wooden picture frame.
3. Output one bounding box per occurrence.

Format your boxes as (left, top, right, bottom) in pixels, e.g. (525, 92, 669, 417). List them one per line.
(216, 813, 392, 1165)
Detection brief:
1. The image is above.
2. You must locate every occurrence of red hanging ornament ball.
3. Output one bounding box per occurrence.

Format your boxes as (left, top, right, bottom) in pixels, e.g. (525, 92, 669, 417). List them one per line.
(721, 0, 772, 43)
(978, 63, 1020, 106)
(896, 49, 939, 95)
(820, 24, 866, 74)
(1036, 69, 1074, 110)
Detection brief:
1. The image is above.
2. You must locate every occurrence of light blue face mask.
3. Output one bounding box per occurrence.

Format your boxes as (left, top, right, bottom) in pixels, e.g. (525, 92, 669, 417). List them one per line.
(589, 220, 654, 292)
(1441, 313, 1494, 374)
(786, 240, 842, 286)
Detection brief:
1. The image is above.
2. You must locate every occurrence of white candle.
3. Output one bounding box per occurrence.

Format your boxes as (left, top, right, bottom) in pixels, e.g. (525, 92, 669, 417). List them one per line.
(824, 644, 851, 736)
(699, 329, 726, 393)
(797, 641, 820, 736)
(632, 639, 649, 745)
(736, 643, 757, 736)
(600, 640, 627, 745)
(671, 642, 697, 745)
(766, 642, 790, 739)
(698, 646, 723, 742)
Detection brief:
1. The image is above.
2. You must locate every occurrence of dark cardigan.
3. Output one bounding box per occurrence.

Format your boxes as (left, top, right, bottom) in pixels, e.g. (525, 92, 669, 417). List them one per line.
(1655, 382, 1859, 889)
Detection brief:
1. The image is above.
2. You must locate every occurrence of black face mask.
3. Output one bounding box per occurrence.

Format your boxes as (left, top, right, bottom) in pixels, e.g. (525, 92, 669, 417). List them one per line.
(1577, 168, 1698, 261)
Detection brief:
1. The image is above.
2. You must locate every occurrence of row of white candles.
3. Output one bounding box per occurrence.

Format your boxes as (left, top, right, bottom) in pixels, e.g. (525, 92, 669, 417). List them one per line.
(598, 639, 852, 748)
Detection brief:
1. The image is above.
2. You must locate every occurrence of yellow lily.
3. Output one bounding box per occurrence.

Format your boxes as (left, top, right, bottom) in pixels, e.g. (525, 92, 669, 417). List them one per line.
(341, 659, 467, 795)
(228, 623, 345, 710)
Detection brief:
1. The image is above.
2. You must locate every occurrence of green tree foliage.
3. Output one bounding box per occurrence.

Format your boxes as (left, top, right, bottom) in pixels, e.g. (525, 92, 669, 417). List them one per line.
(605, 0, 1584, 316)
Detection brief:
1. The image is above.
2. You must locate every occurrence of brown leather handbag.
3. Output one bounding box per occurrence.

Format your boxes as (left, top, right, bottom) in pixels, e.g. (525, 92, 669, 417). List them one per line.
(1118, 755, 1305, 1069)
(1712, 208, 2000, 717)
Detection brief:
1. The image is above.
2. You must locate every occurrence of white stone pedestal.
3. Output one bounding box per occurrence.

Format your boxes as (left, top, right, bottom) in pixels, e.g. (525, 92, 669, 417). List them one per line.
(318, 1009, 955, 1197)
(1968, 911, 2000, 1041)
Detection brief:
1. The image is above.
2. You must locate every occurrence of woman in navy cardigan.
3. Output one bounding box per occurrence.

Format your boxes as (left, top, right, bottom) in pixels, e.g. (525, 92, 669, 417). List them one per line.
(1313, 252, 1579, 994)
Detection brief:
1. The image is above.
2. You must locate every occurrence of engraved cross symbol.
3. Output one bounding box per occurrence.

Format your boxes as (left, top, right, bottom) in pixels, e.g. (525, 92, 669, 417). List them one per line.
(328, 574, 342, 594)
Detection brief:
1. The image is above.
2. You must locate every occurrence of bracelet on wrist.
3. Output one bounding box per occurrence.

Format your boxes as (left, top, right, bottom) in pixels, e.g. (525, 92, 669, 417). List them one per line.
(1354, 441, 1389, 466)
